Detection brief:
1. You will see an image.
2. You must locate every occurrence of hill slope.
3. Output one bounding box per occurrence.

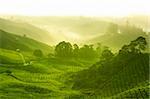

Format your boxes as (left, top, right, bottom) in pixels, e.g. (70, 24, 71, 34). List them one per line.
(88, 25, 148, 50)
(73, 53, 149, 98)
(0, 29, 52, 54)
(1, 16, 111, 43)
(72, 36, 149, 98)
(0, 18, 53, 44)
(0, 48, 96, 98)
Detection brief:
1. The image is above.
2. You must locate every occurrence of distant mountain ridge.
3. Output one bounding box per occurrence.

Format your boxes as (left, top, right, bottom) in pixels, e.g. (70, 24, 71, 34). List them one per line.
(0, 18, 54, 44)
(87, 25, 148, 51)
(0, 16, 148, 49)
(0, 16, 111, 43)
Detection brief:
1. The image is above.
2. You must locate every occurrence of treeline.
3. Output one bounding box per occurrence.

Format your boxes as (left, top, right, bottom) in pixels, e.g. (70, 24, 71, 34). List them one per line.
(55, 41, 97, 59)
(54, 41, 115, 59)
(33, 41, 111, 60)
(32, 22, 148, 60)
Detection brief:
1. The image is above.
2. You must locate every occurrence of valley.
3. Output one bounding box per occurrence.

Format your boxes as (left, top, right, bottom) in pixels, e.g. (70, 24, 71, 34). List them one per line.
(0, 16, 149, 99)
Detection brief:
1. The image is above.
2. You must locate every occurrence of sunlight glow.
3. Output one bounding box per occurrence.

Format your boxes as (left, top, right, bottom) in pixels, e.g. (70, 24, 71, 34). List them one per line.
(0, 0, 149, 16)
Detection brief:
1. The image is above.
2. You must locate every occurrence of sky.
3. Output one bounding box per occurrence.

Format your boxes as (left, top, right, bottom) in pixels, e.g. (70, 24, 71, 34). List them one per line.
(0, 0, 149, 16)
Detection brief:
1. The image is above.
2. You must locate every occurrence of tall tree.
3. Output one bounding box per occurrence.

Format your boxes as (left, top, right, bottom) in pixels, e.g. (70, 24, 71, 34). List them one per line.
(33, 49, 43, 57)
(100, 49, 114, 61)
(55, 41, 73, 58)
(79, 44, 97, 59)
(73, 44, 79, 58)
(119, 36, 147, 54)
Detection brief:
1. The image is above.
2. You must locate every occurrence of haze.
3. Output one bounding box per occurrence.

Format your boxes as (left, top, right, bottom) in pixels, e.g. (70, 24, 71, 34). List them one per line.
(0, 0, 149, 16)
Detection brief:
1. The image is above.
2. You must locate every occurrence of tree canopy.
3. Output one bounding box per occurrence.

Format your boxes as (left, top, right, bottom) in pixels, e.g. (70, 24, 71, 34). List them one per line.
(55, 41, 73, 58)
(55, 41, 99, 59)
(33, 49, 43, 57)
(119, 36, 147, 55)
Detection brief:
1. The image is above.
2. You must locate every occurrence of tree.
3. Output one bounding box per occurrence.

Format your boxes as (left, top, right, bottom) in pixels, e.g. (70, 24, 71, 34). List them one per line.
(47, 53, 55, 58)
(132, 36, 147, 51)
(33, 49, 43, 57)
(55, 41, 73, 58)
(96, 43, 102, 56)
(73, 44, 79, 58)
(100, 49, 114, 61)
(79, 44, 97, 59)
(119, 36, 147, 55)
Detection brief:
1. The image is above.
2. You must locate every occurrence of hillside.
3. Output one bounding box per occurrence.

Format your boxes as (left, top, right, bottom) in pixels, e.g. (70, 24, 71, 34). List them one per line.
(5, 16, 109, 35)
(0, 29, 53, 54)
(88, 25, 148, 51)
(1, 16, 111, 43)
(0, 28, 98, 98)
(0, 18, 54, 44)
(15, 16, 148, 50)
(1, 16, 148, 48)
(0, 15, 149, 98)
(96, 15, 150, 32)
(72, 37, 149, 98)
(0, 48, 24, 64)
(0, 48, 97, 98)
(73, 54, 149, 98)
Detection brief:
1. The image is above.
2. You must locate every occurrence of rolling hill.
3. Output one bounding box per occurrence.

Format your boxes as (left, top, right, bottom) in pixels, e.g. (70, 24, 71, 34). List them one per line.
(0, 29, 53, 54)
(0, 15, 149, 98)
(73, 53, 149, 98)
(1, 16, 111, 43)
(1, 15, 148, 47)
(87, 25, 148, 51)
(4, 16, 109, 35)
(0, 18, 54, 44)
(72, 37, 149, 98)
(0, 43, 97, 99)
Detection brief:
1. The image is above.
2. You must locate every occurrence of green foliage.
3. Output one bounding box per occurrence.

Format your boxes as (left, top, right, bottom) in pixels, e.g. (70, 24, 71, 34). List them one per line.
(0, 54, 94, 98)
(89, 24, 148, 51)
(55, 41, 98, 59)
(0, 48, 23, 64)
(0, 18, 53, 44)
(72, 36, 149, 98)
(100, 49, 114, 61)
(33, 49, 43, 57)
(0, 29, 52, 54)
(55, 41, 73, 58)
(79, 44, 97, 59)
(73, 44, 79, 58)
(113, 83, 149, 98)
(119, 36, 147, 55)
(0, 16, 149, 98)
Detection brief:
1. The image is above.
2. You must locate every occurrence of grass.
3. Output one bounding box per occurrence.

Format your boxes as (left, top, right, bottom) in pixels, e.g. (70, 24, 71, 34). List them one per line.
(0, 41, 148, 98)
(0, 48, 23, 64)
(0, 29, 53, 54)
(0, 48, 96, 99)
(0, 48, 149, 99)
